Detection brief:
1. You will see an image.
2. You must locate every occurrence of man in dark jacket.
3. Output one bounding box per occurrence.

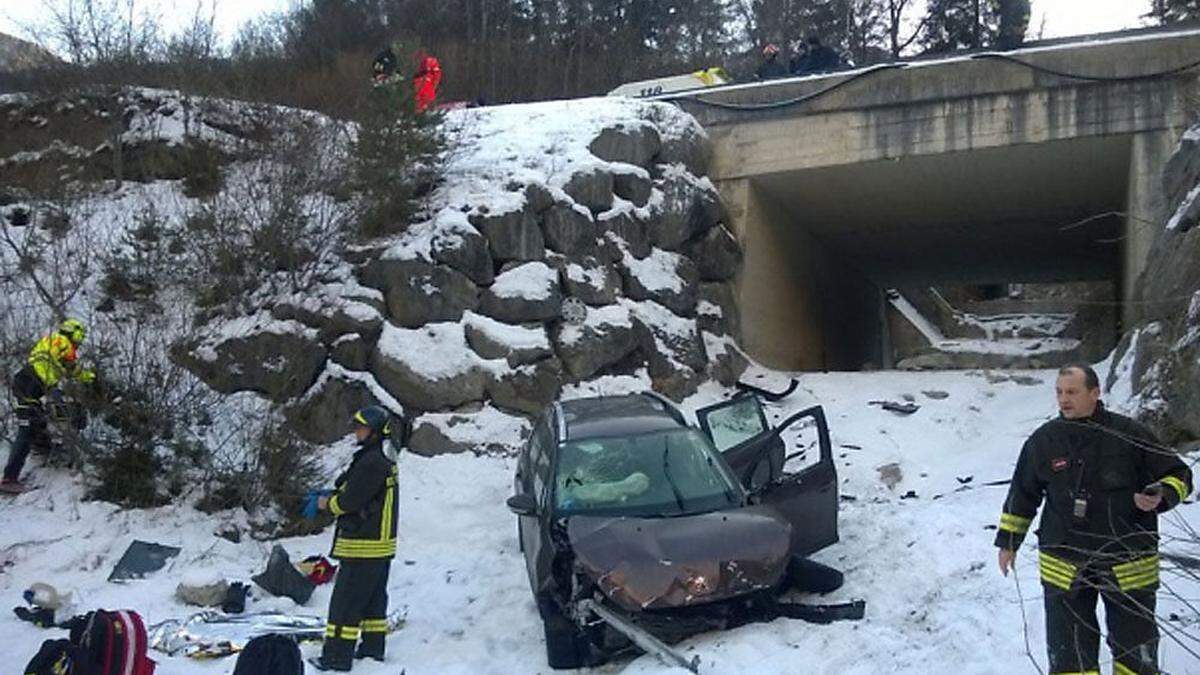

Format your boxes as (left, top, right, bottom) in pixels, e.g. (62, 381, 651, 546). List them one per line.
(996, 364, 1192, 675)
(310, 405, 402, 672)
(756, 44, 788, 80)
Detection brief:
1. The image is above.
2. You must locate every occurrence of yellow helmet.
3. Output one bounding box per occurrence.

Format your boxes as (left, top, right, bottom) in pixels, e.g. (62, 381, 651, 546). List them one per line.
(60, 318, 86, 344)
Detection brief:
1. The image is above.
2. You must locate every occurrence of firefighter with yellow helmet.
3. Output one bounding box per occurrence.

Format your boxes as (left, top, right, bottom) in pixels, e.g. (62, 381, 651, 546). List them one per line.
(3, 318, 95, 493)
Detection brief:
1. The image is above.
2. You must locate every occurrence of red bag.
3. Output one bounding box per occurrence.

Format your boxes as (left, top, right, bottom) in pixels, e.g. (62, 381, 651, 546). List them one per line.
(69, 609, 156, 675)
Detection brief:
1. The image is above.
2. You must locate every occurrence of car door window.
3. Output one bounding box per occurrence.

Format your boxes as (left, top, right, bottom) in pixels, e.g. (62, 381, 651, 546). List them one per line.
(697, 396, 770, 452)
(779, 414, 823, 476)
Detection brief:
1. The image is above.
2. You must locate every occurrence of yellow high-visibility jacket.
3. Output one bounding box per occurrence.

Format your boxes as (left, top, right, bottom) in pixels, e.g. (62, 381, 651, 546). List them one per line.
(28, 332, 94, 389)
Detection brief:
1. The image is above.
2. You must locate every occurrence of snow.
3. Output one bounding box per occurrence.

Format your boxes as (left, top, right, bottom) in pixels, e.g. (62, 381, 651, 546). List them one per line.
(5, 361, 1198, 673)
(376, 321, 486, 381)
(463, 311, 550, 352)
(489, 261, 558, 300)
(377, 95, 701, 265)
(192, 312, 318, 363)
(414, 405, 531, 456)
(557, 303, 634, 346)
(625, 248, 687, 294)
(1167, 183, 1200, 231)
(889, 290, 1081, 356)
(566, 262, 610, 293)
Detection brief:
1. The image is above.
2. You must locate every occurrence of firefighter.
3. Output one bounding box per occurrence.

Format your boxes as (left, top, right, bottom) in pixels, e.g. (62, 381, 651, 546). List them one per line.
(413, 51, 442, 113)
(3, 318, 94, 493)
(996, 364, 1192, 675)
(309, 405, 401, 672)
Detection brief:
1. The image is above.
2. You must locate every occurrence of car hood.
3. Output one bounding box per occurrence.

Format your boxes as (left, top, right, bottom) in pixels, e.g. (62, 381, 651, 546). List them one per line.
(566, 506, 793, 612)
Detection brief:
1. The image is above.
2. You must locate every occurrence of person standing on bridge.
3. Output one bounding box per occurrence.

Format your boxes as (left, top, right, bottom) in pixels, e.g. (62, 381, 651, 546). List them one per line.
(996, 0, 1031, 50)
(995, 364, 1191, 675)
(755, 44, 788, 80)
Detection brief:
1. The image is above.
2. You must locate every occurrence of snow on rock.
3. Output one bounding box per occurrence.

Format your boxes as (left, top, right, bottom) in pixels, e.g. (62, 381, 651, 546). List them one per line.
(479, 261, 563, 323)
(624, 298, 708, 399)
(179, 311, 327, 402)
(371, 321, 500, 411)
(463, 311, 552, 365)
(554, 303, 639, 380)
(622, 247, 699, 316)
(407, 405, 532, 456)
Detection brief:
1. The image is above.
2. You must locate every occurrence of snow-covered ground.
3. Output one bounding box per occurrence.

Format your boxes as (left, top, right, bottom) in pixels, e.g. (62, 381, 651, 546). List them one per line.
(4, 365, 1198, 674)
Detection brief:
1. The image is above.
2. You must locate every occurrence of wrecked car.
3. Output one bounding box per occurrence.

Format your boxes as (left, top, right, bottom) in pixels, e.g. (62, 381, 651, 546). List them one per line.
(506, 390, 854, 670)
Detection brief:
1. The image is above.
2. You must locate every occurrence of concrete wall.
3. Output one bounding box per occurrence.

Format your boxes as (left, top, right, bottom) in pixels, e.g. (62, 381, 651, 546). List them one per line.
(678, 30, 1200, 370)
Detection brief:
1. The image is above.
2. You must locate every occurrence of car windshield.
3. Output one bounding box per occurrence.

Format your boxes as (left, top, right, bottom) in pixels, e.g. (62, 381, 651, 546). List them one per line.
(554, 428, 742, 517)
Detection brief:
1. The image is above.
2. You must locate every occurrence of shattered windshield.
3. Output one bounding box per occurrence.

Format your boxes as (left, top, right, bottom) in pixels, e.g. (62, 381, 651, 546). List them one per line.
(554, 428, 742, 517)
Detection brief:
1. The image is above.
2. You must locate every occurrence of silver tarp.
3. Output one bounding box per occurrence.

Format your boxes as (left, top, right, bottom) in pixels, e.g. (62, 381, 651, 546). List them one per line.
(148, 609, 406, 658)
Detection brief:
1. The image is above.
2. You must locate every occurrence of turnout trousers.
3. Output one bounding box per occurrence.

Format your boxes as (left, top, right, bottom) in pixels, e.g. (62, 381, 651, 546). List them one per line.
(321, 558, 391, 668)
(5, 366, 46, 482)
(1044, 566, 1159, 675)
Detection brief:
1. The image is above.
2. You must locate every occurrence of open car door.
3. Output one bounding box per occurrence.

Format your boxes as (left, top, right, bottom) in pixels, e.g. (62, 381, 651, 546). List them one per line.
(697, 396, 838, 557)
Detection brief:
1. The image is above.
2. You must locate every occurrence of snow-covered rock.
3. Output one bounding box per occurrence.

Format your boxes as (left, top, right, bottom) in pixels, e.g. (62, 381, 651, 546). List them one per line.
(463, 311, 553, 365)
(176, 312, 327, 403)
(588, 122, 662, 169)
(407, 405, 531, 456)
(626, 299, 708, 399)
(285, 367, 383, 444)
(471, 207, 545, 263)
(486, 359, 565, 415)
(478, 261, 563, 323)
(542, 203, 597, 256)
(373, 260, 479, 328)
(561, 257, 621, 306)
(647, 164, 722, 250)
(622, 247, 699, 317)
(563, 167, 614, 213)
(553, 304, 639, 380)
(371, 322, 492, 412)
(688, 223, 741, 281)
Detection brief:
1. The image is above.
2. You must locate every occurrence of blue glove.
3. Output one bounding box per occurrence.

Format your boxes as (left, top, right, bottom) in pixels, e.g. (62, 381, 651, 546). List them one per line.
(301, 489, 335, 520)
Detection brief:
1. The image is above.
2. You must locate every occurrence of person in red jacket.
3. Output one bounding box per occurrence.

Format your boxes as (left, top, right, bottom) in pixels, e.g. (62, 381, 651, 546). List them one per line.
(413, 51, 441, 113)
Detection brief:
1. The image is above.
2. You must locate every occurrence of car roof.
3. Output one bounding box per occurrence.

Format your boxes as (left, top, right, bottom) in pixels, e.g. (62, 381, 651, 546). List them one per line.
(557, 394, 686, 442)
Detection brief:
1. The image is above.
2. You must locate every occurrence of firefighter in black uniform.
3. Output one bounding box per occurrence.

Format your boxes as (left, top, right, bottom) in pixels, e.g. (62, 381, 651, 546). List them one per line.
(310, 405, 402, 671)
(996, 364, 1192, 675)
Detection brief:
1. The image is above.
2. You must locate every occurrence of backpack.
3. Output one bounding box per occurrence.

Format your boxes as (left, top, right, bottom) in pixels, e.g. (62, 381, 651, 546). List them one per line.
(232, 634, 303, 675)
(67, 610, 156, 675)
(23, 639, 71, 675)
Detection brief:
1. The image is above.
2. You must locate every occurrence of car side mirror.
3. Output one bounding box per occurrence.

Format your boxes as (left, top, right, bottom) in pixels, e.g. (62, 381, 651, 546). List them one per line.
(506, 493, 538, 516)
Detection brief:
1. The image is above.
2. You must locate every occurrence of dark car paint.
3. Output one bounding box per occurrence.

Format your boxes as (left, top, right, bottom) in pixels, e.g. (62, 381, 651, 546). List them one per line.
(567, 507, 793, 612)
(512, 393, 838, 622)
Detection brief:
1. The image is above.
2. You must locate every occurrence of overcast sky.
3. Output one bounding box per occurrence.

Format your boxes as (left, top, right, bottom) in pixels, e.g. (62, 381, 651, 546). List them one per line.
(0, 0, 1153, 53)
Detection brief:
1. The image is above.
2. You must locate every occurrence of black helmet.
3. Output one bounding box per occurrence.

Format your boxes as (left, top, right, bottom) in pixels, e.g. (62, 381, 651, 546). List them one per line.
(353, 405, 391, 436)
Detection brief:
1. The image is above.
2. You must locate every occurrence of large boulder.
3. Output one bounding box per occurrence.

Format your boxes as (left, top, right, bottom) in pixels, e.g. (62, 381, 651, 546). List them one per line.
(464, 311, 553, 366)
(479, 261, 563, 323)
(647, 166, 722, 250)
(486, 359, 565, 415)
(588, 123, 662, 168)
(270, 288, 384, 344)
(543, 204, 597, 257)
(613, 171, 653, 208)
(622, 248, 699, 317)
(330, 334, 371, 371)
(471, 207, 545, 263)
(407, 408, 531, 457)
(375, 260, 479, 328)
(553, 304, 639, 380)
(432, 222, 494, 285)
(563, 168, 614, 213)
(562, 257, 621, 306)
(370, 322, 490, 412)
(647, 110, 712, 177)
(597, 210, 651, 259)
(285, 369, 381, 444)
(176, 313, 326, 403)
(627, 300, 708, 400)
(687, 224, 741, 281)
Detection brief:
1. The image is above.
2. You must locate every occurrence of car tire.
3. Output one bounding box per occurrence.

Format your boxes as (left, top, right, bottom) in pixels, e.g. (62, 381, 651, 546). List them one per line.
(540, 601, 590, 669)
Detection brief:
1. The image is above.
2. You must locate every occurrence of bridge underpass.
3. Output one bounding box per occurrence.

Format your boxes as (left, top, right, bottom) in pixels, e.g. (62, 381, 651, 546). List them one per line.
(670, 28, 1200, 371)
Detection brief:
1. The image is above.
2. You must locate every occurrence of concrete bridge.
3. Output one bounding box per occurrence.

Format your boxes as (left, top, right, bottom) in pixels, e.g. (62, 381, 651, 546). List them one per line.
(669, 29, 1200, 371)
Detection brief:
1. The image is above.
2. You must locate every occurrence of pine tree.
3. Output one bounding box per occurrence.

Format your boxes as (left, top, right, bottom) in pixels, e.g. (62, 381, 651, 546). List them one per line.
(1149, 0, 1200, 23)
